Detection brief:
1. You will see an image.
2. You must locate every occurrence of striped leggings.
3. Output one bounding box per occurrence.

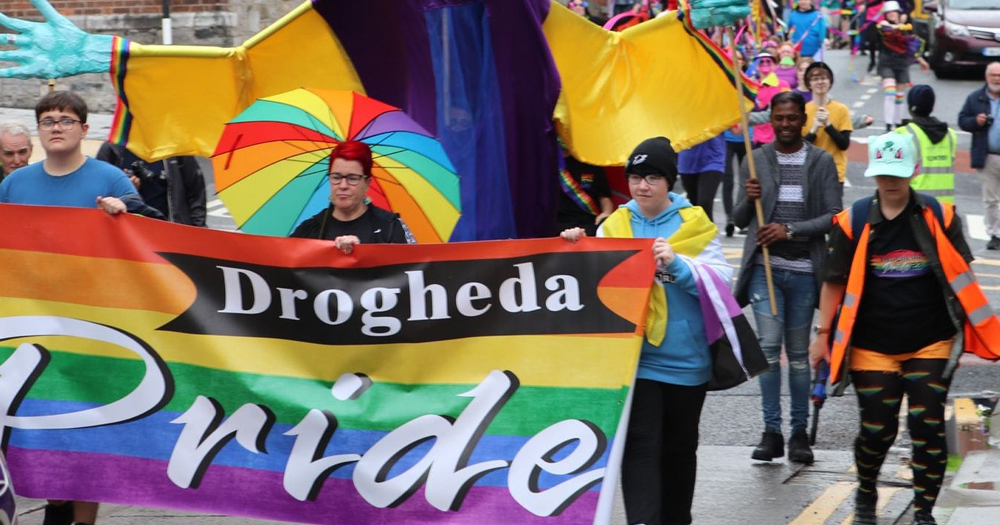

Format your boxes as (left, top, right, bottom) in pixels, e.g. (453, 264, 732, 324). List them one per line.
(850, 358, 951, 514)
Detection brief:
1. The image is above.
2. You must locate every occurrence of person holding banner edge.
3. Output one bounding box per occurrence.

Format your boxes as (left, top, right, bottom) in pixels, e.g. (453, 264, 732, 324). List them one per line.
(291, 140, 415, 251)
(0, 90, 138, 525)
(562, 136, 733, 525)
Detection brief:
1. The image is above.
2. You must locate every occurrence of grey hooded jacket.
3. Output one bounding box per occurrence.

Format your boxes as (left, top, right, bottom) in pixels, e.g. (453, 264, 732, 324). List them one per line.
(732, 141, 843, 307)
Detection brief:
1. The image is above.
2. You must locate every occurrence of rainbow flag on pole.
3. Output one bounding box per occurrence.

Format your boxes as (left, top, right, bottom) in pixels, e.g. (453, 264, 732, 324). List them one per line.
(0, 204, 653, 524)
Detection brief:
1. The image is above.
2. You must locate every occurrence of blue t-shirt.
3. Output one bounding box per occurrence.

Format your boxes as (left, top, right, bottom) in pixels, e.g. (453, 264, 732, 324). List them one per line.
(0, 157, 136, 207)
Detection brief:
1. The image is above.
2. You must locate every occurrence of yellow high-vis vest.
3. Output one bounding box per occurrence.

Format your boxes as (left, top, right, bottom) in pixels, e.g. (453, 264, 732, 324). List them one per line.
(895, 123, 956, 203)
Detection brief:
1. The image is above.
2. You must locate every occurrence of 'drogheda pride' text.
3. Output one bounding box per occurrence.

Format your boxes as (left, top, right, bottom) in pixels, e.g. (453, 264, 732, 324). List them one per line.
(158, 251, 641, 344)
(0, 316, 608, 517)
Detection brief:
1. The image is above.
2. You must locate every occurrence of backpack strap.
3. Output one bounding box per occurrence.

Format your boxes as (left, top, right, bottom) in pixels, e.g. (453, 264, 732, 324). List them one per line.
(850, 196, 874, 250)
(916, 193, 946, 229)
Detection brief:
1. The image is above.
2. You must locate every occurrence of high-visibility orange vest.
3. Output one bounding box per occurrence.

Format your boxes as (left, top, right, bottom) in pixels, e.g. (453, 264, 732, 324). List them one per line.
(828, 197, 1000, 387)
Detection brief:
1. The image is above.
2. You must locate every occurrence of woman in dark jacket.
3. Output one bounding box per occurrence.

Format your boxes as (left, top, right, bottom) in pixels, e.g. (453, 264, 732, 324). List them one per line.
(291, 141, 414, 252)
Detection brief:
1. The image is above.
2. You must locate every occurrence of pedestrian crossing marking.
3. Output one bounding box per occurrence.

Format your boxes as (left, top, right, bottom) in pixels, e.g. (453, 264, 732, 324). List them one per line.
(967, 214, 989, 241)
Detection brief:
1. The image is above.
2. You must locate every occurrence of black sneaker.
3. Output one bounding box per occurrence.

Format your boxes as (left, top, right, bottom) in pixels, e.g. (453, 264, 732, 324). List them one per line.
(751, 430, 784, 461)
(987, 236, 1000, 250)
(853, 489, 877, 525)
(43, 502, 73, 525)
(725, 222, 735, 237)
(914, 510, 937, 525)
(788, 428, 814, 464)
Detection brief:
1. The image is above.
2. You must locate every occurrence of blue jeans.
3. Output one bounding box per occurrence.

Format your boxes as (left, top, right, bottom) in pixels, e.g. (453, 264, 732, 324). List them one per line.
(748, 266, 817, 433)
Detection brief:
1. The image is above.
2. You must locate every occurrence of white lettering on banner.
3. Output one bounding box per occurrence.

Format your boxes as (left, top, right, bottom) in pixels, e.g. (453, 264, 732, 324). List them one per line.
(499, 263, 541, 313)
(215, 263, 581, 337)
(353, 370, 515, 511)
(455, 282, 492, 317)
(277, 288, 308, 320)
(0, 317, 607, 516)
(313, 289, 352, 325)
(406, 271, 450, 321)
(167, 396, 275, 489)
(218, 266, 271, 314)
(0, 316, 170, 438)
(284, 409, 361, 501)
(509, 420, 607, 516)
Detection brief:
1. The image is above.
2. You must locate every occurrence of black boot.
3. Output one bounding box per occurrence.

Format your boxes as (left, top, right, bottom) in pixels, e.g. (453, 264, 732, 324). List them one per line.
(725, 222, 735, 237)
(751, 430, 784, 461)
(43, 502, 73, 525)
(853, 489, 877, 525)
(914, 510, 937, 524)
(788, 428, 814, 464)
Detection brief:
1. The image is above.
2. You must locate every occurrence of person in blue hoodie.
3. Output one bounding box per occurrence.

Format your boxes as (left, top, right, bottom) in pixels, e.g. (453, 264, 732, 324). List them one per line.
(562, 136, 733, 525)
(787, 0, 828, 60)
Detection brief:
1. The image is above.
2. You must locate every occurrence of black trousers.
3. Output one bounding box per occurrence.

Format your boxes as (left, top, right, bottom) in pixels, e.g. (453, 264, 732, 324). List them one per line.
(622, 379, 708, 525)
(723, 141, 747, 222)
(680, 171, 723, 223)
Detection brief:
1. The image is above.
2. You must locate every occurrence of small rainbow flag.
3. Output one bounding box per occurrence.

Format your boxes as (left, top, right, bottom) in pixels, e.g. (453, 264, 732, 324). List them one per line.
(0, 204, 653, 524)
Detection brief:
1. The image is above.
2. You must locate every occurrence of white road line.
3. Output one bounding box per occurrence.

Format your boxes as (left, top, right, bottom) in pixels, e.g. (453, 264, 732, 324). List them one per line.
(853, 101, 865, 108)
(967, 213, 989, 241)
(859, 94, 871, 101)
(866, 88, 878, 94)
(206, 198, 231, 218)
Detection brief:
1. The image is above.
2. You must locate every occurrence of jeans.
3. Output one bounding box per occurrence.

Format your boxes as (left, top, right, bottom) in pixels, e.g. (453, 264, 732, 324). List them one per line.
(622, 379, 707, 525)
(748, 266, 817, 433)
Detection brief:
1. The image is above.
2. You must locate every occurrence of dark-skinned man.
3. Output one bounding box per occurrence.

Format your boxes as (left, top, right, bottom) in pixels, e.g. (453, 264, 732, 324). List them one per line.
(733, 91, 843, 466)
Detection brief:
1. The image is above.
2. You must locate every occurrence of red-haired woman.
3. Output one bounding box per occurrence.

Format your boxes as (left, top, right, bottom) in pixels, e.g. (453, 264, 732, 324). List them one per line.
(291, 140, 415, 252)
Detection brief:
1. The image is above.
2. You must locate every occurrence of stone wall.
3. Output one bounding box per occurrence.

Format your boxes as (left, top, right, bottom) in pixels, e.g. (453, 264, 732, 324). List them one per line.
(0, 0, 302, 113)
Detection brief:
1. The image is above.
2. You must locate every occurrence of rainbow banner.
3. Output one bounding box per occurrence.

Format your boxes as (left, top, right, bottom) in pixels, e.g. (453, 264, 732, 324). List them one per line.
(0, 204, 654, 524)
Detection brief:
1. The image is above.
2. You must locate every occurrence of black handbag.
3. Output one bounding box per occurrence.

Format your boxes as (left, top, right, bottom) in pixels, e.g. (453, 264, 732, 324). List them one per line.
(706, 314, 767, 391)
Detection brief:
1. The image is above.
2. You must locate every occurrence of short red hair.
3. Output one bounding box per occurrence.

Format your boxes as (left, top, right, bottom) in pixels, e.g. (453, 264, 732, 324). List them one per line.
(329, 140, 373, 177)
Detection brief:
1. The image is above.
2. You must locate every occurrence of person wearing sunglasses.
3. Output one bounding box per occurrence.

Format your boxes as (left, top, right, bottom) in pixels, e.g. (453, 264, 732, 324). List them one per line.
(291, 140, 415, 253)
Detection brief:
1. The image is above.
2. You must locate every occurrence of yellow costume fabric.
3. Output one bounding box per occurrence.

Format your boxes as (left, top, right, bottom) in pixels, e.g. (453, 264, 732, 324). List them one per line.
(114, 1, 754, 166)
(114, 3, 363, 160)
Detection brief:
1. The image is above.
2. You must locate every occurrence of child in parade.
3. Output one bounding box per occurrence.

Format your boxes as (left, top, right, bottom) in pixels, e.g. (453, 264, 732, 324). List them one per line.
(876, 0, 929, 131)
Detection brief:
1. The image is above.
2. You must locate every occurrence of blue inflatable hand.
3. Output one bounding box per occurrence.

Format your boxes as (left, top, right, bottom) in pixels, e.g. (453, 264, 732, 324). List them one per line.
(0, 0, 113, 79)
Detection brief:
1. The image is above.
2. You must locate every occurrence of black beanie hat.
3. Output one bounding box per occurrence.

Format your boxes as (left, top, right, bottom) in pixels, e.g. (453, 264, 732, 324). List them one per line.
(908, 84, 935, 117)
(625, 137, 678, 190)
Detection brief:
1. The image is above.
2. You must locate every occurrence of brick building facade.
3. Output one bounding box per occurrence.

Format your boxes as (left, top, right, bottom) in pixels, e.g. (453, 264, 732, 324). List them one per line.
(0, 0, 300, 111)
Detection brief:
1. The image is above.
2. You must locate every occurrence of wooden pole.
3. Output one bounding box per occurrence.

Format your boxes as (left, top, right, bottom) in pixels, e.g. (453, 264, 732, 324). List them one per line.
(726, 27, 778, 316)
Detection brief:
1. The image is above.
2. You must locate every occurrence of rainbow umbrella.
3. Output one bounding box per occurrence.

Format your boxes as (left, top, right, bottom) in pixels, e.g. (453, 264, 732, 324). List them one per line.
(211, 88, 461, 243)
